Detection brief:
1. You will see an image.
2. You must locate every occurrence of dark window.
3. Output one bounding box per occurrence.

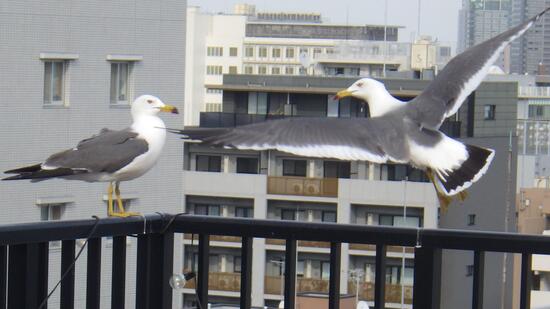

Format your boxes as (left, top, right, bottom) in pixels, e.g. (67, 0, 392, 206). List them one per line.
(484, 105, 496, 120)
(379, 215, 393, 226)
(468, 214, 476, 226)
(235, 207, 252, 218)
(379, 214, 421, 227)
(466, 264, 474, 277)
(324, 161, 351, 178)
(194, 204, 220, 216)
(237, 157, 259, 174)
(234, 256, 242, 273)
(283, 159, 307, 177)
(196, 155, 222, 172)
(385, 164, 429, 182)
(322, 211, 337, 222)
(281, 209, 296, 220)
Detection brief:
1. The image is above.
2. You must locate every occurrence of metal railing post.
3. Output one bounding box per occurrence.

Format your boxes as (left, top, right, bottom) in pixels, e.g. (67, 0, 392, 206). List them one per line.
(413, 246, 441, 309)
(284, 239, 297, 309)
(329, 242, 342, 309)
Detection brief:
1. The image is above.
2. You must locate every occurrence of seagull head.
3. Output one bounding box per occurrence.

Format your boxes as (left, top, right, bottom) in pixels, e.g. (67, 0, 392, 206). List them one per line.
(131, 95, 179, 118)
(334, 78, 386, 102)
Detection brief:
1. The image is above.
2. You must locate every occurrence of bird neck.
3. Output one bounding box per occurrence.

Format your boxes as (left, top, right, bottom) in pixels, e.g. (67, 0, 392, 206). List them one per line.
(366, 87, 405, 117)
(131, 114, 166, 131)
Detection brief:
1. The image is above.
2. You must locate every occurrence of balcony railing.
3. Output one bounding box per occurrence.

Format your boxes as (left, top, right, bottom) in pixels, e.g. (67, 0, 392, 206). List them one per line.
(0, 214, 548, 309)
(267, 176, 338, 197)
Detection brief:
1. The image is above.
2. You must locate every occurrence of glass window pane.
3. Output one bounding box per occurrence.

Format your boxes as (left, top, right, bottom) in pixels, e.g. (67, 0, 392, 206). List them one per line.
(195, 204, 208, 215)
(379, 215, 393, 226)
(196, 155, 209, 171)
(110, 63, 118, 103)
(52, 62, 63, 101)
(118, 63, 128, 101)
(295, 160, 306, 176)
(248, 92, 258, 114)
(322, 211, 336, 222)
(44, 62, 52, 103)
(321, 262, 330, 280)
(257, 92, 268, 115)
(209, 255, 219, 272)
(236, 157, 258, 174)
(297, 260, 305, 277)
(281, 209, 295, 220)
(394, 216, 420, 227)
(209, 156, 221, 172)
(208, 205, 220, 216)
(234, 256, 242, 272)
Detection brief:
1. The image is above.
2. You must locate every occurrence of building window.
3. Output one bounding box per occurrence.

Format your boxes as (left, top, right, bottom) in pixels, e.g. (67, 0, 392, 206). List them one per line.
(43, 61, 65, 105)
(206, 88, 223, 94)
(321, 261, 331, 280)
(245, 46, 254, 57)
(194, 204, 220, 216)
(313, 48, 323, 58)
(322, 211, 337, 223)
(299, 67, 307, 75)
(282, 159, 307, 177)
(234, 256, 242, 273)
(228, 66, 238, 74)
(248, 92, 268, 114)
(110, 62, 131, 104)
(466, 264, 474, 277)
(271, 67, 281, 75)
(206, 65, 223, 75)
(258, 66, 267, 74)
(297, 260, 305, 277)
(196, 155, 222, 172)
(286, 48, 295, 58)
(385, 164, 429, 182)
(272, 48, 281, 58)
(244, 66, 254, 74)
(207, 46, 223, 56)
(40, 203, 64, 221)
(229, 47, 238, 57)
(285, 67, 295, 75)
(468, 214, 476, 226)
(484, 105, 496, 120)
(259, 47, 268, 58)
(323, 161, 351, 179)
(235, 207, 252, 218)
(299, 48, 309, 56)
(236, 157, 259, 174)
(379, 215, 421, 227)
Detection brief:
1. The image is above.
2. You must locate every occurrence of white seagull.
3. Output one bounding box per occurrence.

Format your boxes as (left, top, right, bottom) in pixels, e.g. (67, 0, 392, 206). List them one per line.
(3, 95, 179, 217)
(169, 8, 550, 210)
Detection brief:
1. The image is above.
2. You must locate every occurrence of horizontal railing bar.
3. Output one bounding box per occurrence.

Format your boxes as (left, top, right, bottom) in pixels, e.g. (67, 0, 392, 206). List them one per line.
(2, 214, 550, 254)
(0, 215, 166, 245)
(170, 215, 550, 254)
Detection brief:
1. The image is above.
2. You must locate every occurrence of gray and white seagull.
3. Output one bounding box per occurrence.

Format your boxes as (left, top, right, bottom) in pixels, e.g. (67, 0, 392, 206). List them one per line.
(2, 95, 179, 217)
(170, 8, 550, 209)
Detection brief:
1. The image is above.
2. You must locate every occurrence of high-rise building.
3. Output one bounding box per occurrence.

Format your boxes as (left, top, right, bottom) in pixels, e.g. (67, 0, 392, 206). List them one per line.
(185, 5, 452, 126)
(457, 0, 512, 69)
(0, 1, 186, 307)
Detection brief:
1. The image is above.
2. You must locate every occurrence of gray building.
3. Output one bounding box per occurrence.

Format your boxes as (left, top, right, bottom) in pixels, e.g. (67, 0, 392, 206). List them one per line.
(181, 74, 520, 308)
(0, 1, 186, 307)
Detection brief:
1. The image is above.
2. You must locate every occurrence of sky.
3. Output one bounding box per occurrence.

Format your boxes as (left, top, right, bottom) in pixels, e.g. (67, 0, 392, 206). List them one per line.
(188, 0, 463, 50)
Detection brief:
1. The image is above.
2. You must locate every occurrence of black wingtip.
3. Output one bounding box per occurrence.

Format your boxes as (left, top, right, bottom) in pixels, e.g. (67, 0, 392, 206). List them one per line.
(535, 7, 550, 21)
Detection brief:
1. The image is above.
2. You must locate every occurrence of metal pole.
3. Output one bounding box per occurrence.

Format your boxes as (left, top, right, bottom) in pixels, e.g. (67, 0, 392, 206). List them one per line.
(383, 0, 388, 77)
(401, 176, 408, 308)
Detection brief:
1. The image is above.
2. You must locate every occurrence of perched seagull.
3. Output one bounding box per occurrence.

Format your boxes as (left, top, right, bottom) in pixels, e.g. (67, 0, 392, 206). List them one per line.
(2, 95, 178, 217)
(169, 8, 550, 210)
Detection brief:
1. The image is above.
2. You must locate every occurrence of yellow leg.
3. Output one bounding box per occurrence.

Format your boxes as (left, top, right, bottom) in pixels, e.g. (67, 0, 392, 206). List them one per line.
(110, 182, 140, 218)
(107, 182, 115, 217)
(426, 169, 452, 213)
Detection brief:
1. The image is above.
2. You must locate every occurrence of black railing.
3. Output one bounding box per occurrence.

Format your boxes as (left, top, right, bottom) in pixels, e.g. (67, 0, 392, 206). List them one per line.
(0, 214, 548, 309)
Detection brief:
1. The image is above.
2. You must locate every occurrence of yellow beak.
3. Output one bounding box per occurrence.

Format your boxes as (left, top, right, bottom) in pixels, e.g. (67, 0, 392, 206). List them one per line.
(334, 89, 354, 100)
(159, 105, 179, 114)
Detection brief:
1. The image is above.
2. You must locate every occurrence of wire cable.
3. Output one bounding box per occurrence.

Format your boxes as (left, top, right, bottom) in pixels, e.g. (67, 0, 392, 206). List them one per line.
(38, 215, 101, 309)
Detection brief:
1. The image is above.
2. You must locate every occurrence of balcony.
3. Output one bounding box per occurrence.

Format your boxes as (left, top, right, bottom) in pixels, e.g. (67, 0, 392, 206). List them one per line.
(0, 214, 548, 309)
(184, 272, 241, 292)
(267, 176, 338, 198)
(347, 282, 413, 304)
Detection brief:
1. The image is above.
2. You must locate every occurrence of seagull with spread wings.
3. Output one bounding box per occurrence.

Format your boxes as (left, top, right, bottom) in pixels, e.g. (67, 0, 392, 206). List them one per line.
(170, 8, 550, 209)
(3, 95, 179, 217)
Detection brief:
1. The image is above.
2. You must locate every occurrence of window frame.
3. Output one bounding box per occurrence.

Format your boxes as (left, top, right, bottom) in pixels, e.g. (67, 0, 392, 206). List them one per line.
(286, 48, 295, 58)
(195, 155, 222, 172)
(43, 60, 66, 106)
(484, 104, 496, 120)
(236, 157, 259, 174)
(282, 159, 307, 177)
(235, 207, 252, 218)
(229, 47, 238, 57)
(322, 210, 337, 223)
(110, 62, 132, 105)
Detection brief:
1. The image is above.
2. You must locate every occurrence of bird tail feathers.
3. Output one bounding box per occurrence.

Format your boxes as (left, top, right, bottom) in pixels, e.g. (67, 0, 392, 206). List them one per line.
(433, 144, 495, 196)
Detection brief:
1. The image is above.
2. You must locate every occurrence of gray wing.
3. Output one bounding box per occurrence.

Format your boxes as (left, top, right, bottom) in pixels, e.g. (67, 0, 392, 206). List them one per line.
(407, 7, 550, 129)
(172, 117, 409, 163)
(44, 128, 149, 173)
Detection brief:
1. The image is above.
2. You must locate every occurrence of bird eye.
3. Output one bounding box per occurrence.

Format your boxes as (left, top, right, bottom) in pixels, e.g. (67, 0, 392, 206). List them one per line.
(357, 82, 364, 87)
(147, 99, 154, 104)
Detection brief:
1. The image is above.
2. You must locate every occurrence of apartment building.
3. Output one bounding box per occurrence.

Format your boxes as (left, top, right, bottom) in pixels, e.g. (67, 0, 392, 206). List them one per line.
(184, 5, 451, 126)
(179, 74, 521, 309)
(0, 1, 186, 307)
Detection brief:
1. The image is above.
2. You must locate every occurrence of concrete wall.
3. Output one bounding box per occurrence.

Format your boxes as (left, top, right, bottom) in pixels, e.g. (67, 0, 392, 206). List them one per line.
(0, 1, 186, 307)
